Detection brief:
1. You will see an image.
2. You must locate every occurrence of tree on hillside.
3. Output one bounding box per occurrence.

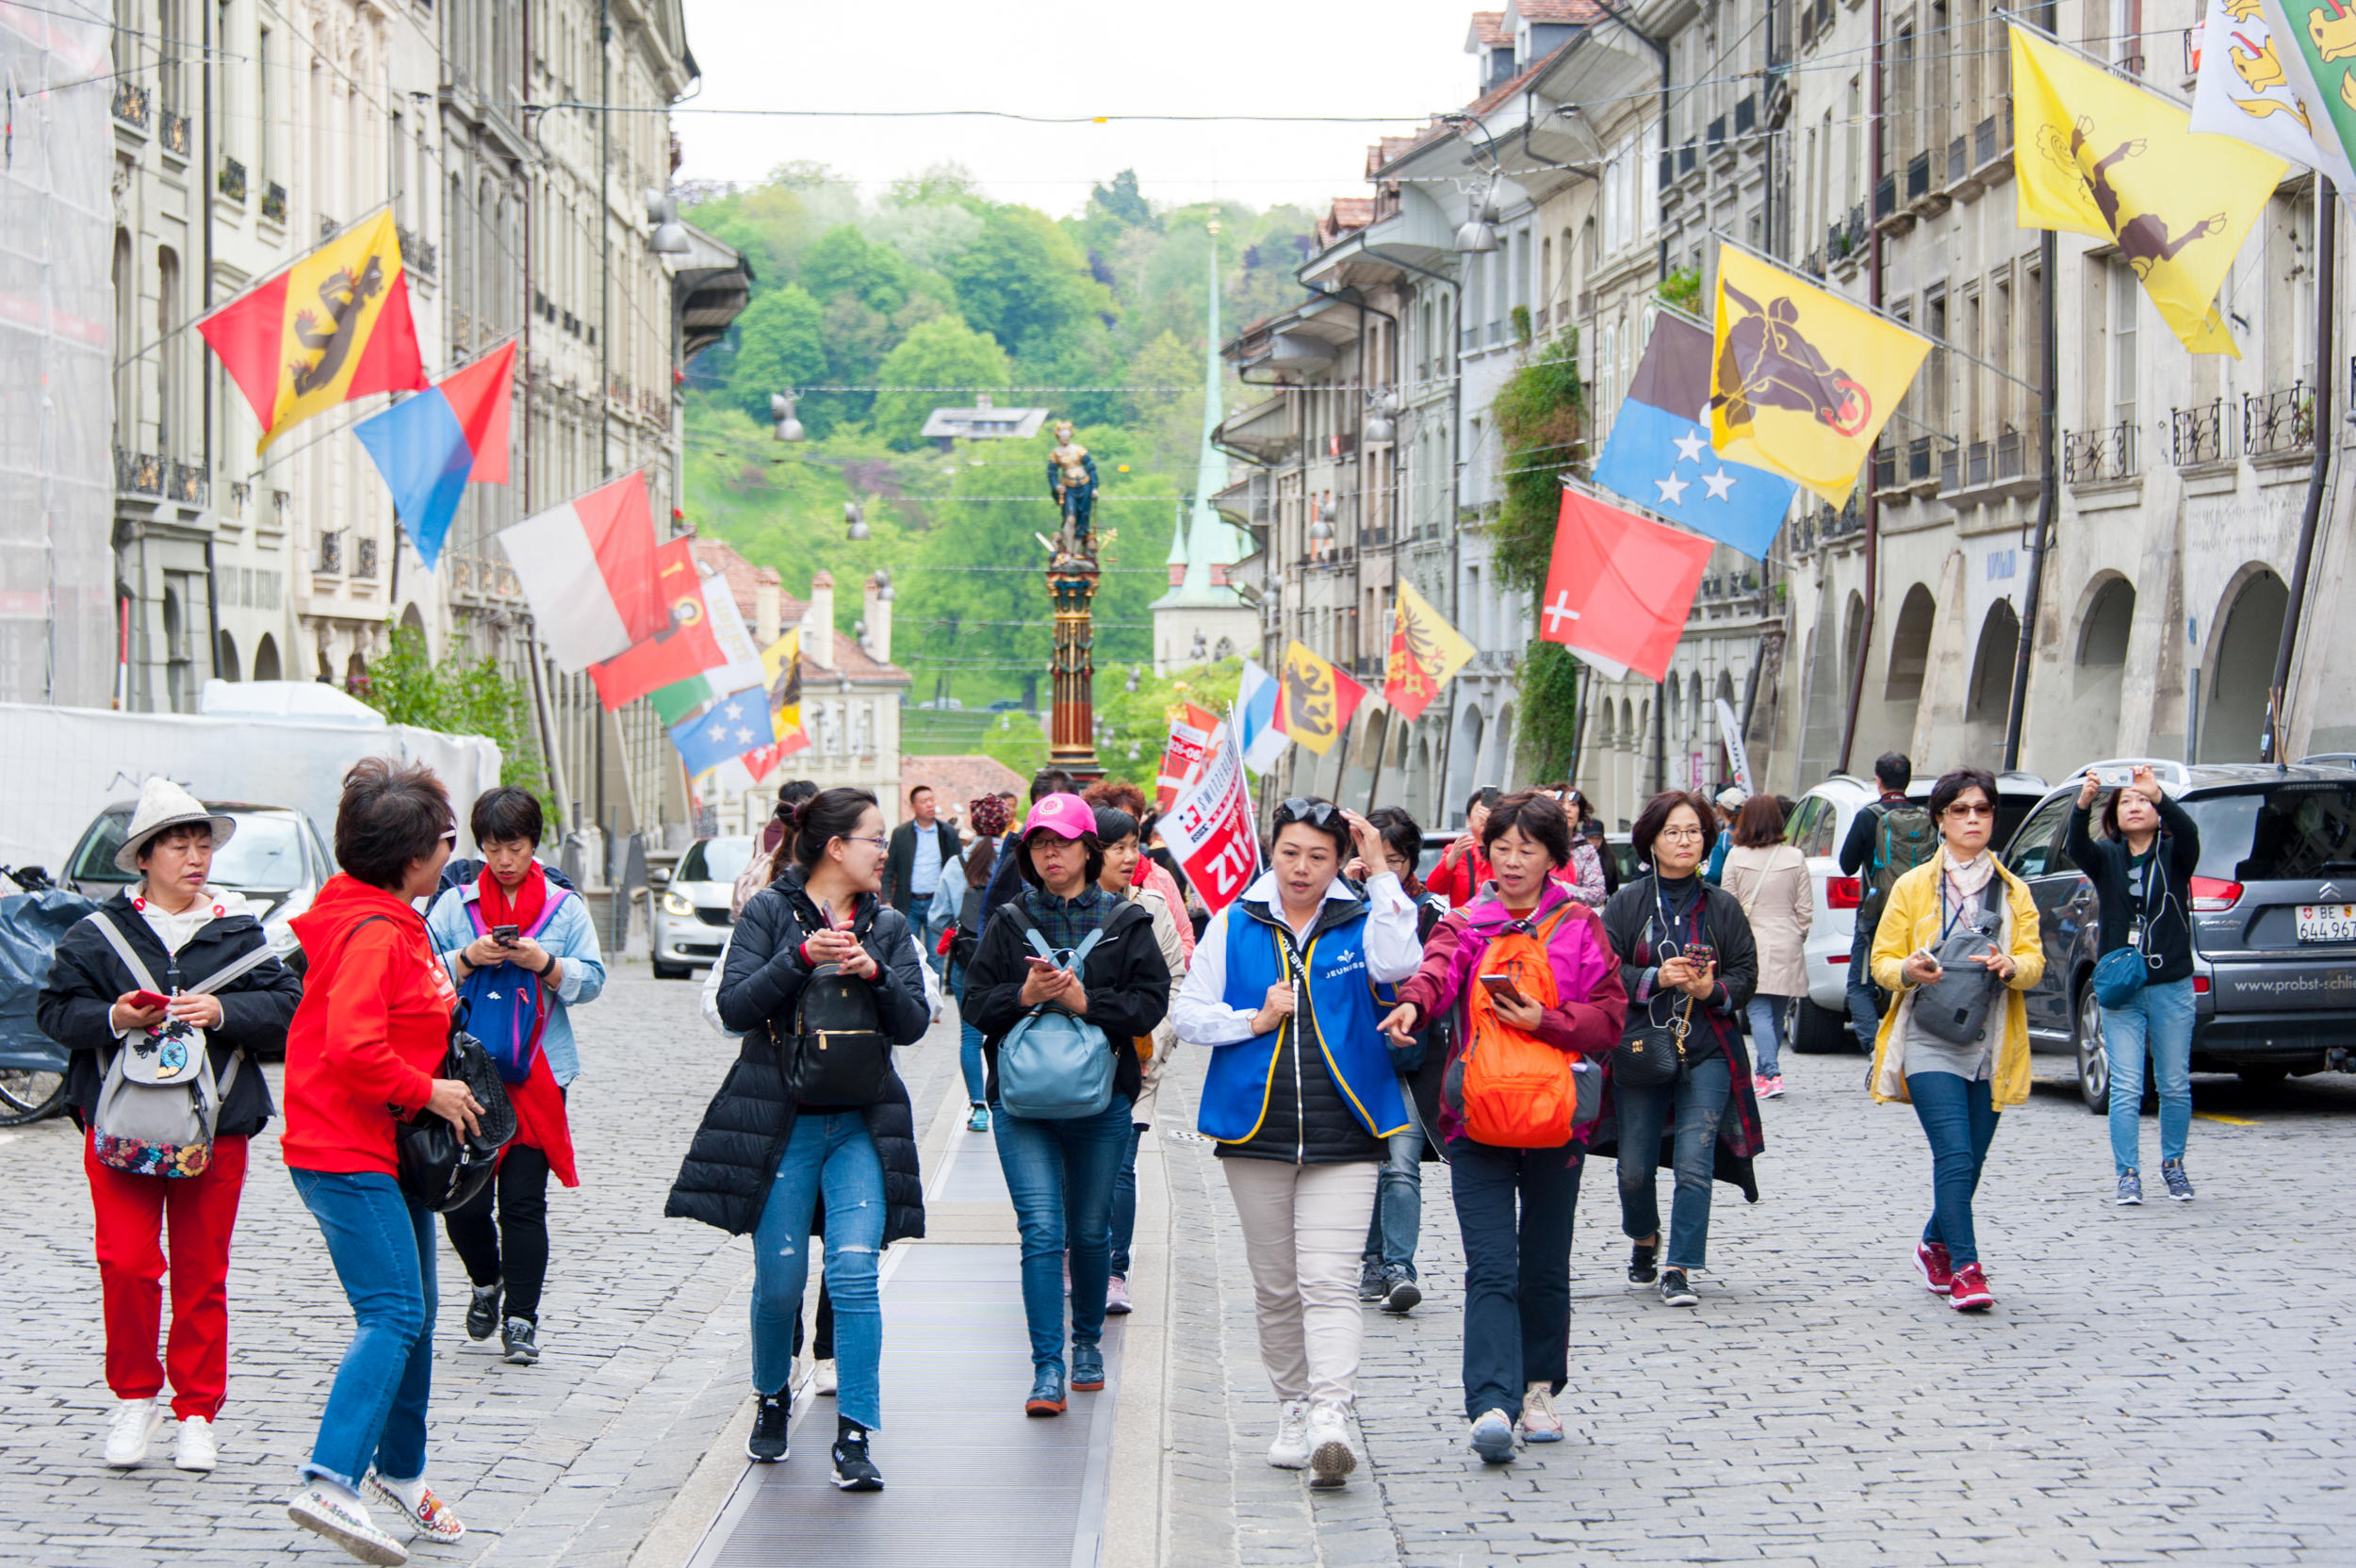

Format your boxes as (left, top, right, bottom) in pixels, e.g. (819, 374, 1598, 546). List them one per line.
(949, 206, 1115, 361)
(728, 285, 826, 424)
(1089, 170, 1154, 229)
(872, 318, 1012, 448)
(802, 224, 920, 316)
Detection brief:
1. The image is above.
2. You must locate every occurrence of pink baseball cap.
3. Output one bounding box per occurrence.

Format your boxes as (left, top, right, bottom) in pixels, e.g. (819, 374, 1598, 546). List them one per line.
(1023, 793, 1098, 841)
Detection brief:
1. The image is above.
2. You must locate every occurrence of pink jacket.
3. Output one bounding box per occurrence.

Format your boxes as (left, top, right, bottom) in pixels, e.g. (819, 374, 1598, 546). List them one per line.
(1394, 880, 1627, 1144)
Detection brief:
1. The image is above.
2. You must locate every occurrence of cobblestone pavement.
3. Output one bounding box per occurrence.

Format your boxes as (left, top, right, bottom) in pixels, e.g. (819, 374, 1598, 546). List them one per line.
(1156, 1049, 2356, 1568)
(0, 966, 962, 1568)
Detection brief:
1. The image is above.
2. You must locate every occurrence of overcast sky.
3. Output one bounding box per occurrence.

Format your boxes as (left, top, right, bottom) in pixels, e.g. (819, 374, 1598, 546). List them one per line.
(673, 1, 1485, 217)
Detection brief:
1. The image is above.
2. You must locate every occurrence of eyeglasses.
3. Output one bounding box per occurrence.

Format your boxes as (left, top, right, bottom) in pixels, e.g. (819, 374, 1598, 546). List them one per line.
(1276, 797, 1338, 826)
(1657, 826, 1707, 842)
(843, 834, 890, 851)
(1942, 803, 1995, 820)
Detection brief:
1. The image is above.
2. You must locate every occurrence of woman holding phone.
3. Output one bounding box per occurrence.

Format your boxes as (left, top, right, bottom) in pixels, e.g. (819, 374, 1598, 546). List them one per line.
(1867, 767, 2044, 1312)
(1429, 789, 1497, 906)
(1594, 792, 1764, 1310)
(1379, 791, 1625, 1462)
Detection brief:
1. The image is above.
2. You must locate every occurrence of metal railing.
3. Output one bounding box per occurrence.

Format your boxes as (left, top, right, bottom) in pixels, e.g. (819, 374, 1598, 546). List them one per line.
(1679, 139, 1697, 176)
(2063, 422, 2139, 483)
(114, 449, 161, 495)
(1967, 438, 1990, 487)
(160, 109, 190, 156)
(1939, 441, 1958, 493)
(167, 461, 208, 506)
(317, 531, 342, 575)
(1872, 444, 1898, 491)
(1948, 135, 1967, 185)
(111, 81, 150, 131)
(398, 224, 436, 276)
(262, 183, 286, 222)
(218, 157, 246, 202)
(1874, 174, 1897, 218)
(1906, 152, 1932, 202)
(2242, 383, 2314, 456)
(2170, 400, 2227, 466)
(355, 536, 379, 579)
(1906, 434, 1934, 482)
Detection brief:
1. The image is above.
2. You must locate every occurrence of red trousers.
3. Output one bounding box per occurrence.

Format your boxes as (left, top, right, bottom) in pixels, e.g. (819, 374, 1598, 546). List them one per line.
(84, 1130, 248, 1420)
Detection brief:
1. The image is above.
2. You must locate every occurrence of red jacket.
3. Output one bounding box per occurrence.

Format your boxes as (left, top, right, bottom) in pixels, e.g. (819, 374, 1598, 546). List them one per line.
(1428, 841, 1491, 907)
(281, 874, 456, 1176)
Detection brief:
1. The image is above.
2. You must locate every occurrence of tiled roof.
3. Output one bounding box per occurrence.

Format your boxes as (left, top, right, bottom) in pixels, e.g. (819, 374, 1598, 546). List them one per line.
(1315, 196, 1377, 251)
(1377, 28, 1580, 174)
(687, 535, 909, 687)
(1512, 0, 1602, 22)
(898, 755, 1027, 825)
(1468, 10, 1510, 47)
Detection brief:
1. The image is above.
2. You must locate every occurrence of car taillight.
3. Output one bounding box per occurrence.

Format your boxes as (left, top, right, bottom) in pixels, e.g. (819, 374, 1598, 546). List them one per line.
(2189, 875, 2243, 911)
(1827, 952, 1850, 964)
(1827, 876, 1863, 909)
(2192, 975, 2210, 994)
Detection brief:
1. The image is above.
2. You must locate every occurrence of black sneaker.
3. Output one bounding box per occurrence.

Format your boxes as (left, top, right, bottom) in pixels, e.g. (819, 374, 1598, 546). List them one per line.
(500, 1316, 539, 1365)
(466, 1280, 502, 1341)
(1628, 1243, 1658, 1284)
(1381, 1266, 1422, 1315)
(1659, 1268, 1698, 1307)
(1357, 1257, 1386, 1302)
(746, 1392, 791, 1462)
(831, 1426, 884, 1491)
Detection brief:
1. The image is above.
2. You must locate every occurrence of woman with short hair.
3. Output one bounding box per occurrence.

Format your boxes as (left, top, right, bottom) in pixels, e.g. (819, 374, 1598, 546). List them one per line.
(1868, 767, 2045, 1312)
(39, 778, 301, 1476)
(1718, 794, 1810, 1100)
(279, 759, 481, 1562)
(426, 786, 606, 1367)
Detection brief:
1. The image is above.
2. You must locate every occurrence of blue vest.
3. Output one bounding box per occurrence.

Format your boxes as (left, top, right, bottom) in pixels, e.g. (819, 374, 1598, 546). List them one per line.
(1196, 898, 1409, 1145)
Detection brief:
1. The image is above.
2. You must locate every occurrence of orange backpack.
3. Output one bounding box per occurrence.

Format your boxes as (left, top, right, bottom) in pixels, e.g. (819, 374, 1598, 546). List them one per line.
(1455, 906, 1585, 1148)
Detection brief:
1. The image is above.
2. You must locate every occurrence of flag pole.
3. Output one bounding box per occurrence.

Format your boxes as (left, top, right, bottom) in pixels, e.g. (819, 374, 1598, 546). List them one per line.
(109, 199, 401, 371)
(2259, 178, 2335, 761)
(1993, 9, 2197, 109)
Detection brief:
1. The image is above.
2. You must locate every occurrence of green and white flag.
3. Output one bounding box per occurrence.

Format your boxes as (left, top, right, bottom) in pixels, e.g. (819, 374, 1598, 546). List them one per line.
(2247, 0, 2356, 190)
(2191, 0, 2331, 172)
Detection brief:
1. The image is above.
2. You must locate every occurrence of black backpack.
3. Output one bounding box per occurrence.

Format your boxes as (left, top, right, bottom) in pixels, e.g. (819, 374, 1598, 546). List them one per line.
(771, 891, 892, 1106)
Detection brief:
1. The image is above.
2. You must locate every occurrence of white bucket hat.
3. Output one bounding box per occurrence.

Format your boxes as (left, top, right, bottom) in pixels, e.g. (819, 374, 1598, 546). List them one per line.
(113, 776, 237, 874)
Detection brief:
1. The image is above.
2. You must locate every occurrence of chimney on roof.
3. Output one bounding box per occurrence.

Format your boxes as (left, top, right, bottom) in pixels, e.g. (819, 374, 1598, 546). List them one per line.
(861, 570, 893, 665)
(754, 567, 781, 645)
(806, 570, 836, 669)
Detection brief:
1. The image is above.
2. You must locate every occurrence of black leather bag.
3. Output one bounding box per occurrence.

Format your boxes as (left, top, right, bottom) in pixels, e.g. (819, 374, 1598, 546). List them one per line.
(775, 898, 893, 1107)
(1613, 995, 1690, 1088)
(395, 1004, 518, 1213)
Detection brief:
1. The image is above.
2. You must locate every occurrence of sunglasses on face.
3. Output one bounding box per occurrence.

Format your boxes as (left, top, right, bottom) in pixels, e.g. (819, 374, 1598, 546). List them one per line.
(1943, 803, 1994, 820)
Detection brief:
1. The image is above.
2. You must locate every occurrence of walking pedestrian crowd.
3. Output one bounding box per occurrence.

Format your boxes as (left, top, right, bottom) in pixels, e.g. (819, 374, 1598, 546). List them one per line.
(33, 744, 2224, 1558)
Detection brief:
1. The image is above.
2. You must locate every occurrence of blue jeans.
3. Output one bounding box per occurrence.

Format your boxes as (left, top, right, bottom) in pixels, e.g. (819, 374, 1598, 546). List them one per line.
(749, 1111, 885, 1430)
(1746, 996, 1790, 1078)
(949, 961, 988, 1105)
(1847, 923, 1882, 1053)
(906, 892, 942, 975)
(1109, 1123, 1144, 1278)
(288, 1168, 436, 1492)
(1614, 1053, 1732, 1270)
(2106, 977, 2195, 1174)
(1450, 1138, 1580, 1420)
(1361, 1120, 1424, 1276)
(991, 1094, 1132, 1372)
(1907, 1070, 2000, 1267)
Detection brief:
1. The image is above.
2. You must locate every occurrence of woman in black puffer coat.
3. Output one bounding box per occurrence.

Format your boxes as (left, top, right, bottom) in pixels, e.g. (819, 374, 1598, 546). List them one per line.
(664, 788, 929, 1492)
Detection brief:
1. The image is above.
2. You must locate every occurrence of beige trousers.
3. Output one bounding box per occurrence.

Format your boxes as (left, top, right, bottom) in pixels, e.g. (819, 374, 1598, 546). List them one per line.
(1220, 1158, 1379, 1411)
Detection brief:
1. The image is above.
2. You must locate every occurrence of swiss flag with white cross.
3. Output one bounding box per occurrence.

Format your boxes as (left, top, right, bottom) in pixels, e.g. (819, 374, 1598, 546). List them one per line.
(1538, 485, 1713, 684)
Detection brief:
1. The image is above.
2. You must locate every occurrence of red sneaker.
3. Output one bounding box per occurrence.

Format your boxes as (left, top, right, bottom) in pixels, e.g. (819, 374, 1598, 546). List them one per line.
(1913, 1240, 1954, 1295)
(1947, 1263, 1994, 1312)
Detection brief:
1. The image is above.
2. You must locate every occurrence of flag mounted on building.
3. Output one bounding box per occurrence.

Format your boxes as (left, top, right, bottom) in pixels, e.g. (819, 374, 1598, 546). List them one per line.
(1538, 486, 1715, 683)
(1383, 581, 1476, 722)
(741, 629, 811, 782)
(1274, 641, 1366, 757)
(496, 472, 664, 671)
(2013, 25, 2284, 353)
(650, 561, 767, 726)
(1708, 248, 1929, 508)
(668, 686, 777, 779)
(1235, 660, 1290, 775)
(2189, 0, 2342, 181)
(198, 211, 427, 451)
(588, 539, 726, 710)
(351, 338, 515, 572)
(1594, 313, 1799, 559)
(2250, 0, 2356, 190)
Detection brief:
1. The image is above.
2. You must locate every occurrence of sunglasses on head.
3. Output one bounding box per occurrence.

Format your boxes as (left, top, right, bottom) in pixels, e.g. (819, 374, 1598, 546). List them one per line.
(1276, 797, 1339, 827)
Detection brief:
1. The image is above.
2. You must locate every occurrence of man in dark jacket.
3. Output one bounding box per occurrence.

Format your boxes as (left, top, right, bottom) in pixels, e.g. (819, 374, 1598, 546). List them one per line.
(883, 786, 961, 965)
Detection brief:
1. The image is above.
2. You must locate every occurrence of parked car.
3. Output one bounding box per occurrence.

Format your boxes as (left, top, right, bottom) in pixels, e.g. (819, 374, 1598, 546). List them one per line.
(62, 798, 332, 970)
(1780, 770, 2048, 1052)
(651, 834, 753, 979)
(1999, 760, 2356, 1108)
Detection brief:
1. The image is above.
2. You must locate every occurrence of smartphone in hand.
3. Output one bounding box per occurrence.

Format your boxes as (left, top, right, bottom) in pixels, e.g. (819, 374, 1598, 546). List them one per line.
(1478, 972, 1529, 1006)
(492, 923, 520, 947)
(127, 988, 172, 1013)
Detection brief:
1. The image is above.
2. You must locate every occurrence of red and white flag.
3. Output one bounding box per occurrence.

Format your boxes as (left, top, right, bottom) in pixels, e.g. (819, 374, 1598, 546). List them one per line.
(1159, 723, 1261, 917)
(498, 472, 665, 670)
(1155, 702, 1219, 812)
(588, 539, 728, 710)
(1538, 486, 1713, 683)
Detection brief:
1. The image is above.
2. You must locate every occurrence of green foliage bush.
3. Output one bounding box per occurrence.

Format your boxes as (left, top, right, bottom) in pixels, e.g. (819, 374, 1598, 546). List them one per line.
(1488, 331, 1588, 783)
(358, 628, 557, 826)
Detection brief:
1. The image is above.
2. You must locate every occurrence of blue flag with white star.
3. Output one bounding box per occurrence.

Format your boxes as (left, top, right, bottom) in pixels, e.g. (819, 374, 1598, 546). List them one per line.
(668, 685, 777, 778)
(1593, 314, 1797, 561)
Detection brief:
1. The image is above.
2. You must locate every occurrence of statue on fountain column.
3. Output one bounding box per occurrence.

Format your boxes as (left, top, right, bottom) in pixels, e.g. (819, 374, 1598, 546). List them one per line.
(1046, 419, 1099, 558)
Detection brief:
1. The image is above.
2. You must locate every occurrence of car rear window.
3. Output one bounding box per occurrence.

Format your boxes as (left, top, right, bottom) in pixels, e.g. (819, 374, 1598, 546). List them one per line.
(2182, 784, 2356, 882)
(680, 837, 754, 885)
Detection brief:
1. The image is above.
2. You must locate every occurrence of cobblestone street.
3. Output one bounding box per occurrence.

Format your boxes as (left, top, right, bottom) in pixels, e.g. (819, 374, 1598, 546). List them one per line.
(5, 970, 2353, 1566)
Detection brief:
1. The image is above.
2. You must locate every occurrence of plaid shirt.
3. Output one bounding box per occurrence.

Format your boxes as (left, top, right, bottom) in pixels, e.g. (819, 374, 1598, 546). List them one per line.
(1024, 884, 1109, 953)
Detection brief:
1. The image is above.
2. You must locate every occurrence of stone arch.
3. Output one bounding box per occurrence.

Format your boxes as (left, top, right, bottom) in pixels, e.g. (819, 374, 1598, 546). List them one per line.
(1446, 703, 1486, 823)
(253, 632, 281, 682)
(1619, 697, 1635, 745)
(1885, 583, 1937, 703)
(1493, 704, 1517, 791)
(1841, 590, 1867, 688)
(2073, 573, 2135, 696)
(216, 629, 239, 683)
(2200, 566, 2289, 762)
(1964, 600, 2021, 762)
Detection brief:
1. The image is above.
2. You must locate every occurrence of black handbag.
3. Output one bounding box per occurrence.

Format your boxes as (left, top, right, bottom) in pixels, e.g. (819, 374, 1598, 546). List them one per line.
(395, 1004, 518, 1213)
(1613, 994, 1691, 1087)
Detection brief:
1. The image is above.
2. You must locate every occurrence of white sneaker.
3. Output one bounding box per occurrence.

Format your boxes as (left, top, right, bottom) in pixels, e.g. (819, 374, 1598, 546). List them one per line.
(1304, 1404, 1357, 1489)
(364, 1472, 466, 1543)
(1469, 1407, 1517, 1463)
(1519, 1382, 1563, 1444)
(813, 1358, 839, 1396)
(172, 1414, 218, 1472)
(286, 1484, 408, 1566)
(1266, 1399, 1311, 1468)
(104, 1396, 164, 1467)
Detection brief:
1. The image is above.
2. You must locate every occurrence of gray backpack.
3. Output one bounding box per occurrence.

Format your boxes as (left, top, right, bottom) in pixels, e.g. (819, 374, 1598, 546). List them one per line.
(995, 906, 1120, 1121)
(84, 913, 275, 1179)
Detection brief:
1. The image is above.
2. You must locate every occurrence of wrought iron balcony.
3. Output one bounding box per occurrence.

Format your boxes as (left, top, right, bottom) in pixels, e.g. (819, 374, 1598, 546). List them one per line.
(218, 157, 246, 202)
(1974, 114, 2002, 167)
(1967, 439, 1990, 487)
(228, 481, 250, 516)
(1906, 434, 1933, 483)
(1874, 175, 1897, 218)
(1872, 445, 1898, 491)
(262, 183, 286, 222)
(398, 224, 436, 276)
(1708, 115, 1727, 151)
(160, 109, 190, 157)
(1906, 152, 1932, 202)
(1947, 135, 1967, 184)
(1678, 139, 1697, 175)
(355, 536, 379, 579)
(114, 448, 162, 496)
(2242, 382, 2314, 457)
(167, 461, 208, 506)
(111, 81, 151, 132)
(1939, 440, 1958, 493)
(2170, 400, 2227, 466)
(317, 530, 343, 575)
(2063, 422, 2139, 483)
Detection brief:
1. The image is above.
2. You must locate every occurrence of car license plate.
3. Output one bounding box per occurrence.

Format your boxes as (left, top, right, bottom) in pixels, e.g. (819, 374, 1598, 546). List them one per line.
(2296, 904, 2356, 943)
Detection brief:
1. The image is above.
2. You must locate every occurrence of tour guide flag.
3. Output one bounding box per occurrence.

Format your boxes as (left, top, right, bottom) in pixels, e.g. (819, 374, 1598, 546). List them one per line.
(1274, 641, 1366, 758)
(2189, 0, 2348, 188)
(1235, 660, 1290, 774)
(1709, 248, 1929, 508)
(589, 539, 726, 710)
(1539, 486, 1715, 683)
(1160, 723, 1261, 917)
(1595, 314, 1799, 559)
(2251, 0, 2356, 192)
(669, 687, 777, 779)
(1383, 580, 1476, 722)
(198, 211, 427, 451)
(2013, 26, 2284, 354)
(352, 339, 515, 572)
(497, 471, 664, 671)
(1156, 702, 1221, 811)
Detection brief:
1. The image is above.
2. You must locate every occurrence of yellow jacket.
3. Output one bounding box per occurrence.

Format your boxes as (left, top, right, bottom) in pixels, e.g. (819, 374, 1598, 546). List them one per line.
(1867, 853, 2045, 1108)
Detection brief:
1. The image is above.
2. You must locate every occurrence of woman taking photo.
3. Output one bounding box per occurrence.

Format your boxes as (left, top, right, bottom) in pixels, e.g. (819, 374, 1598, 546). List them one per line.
(1867, 767, 2044, 1312)
(279, 760, 478, 1563)
(1174, 798, 1419, 1490)
(2066, 765, 2201, 1205)
(40, 778, 301, 1475)
(962, 794, 1170, 1416)
(1428, 789, 1495, 906)
(425, 787, 606, 1367)
(1595, 791, 1765, 1311)
(1718, 795, 1811, 1101)
(668, 787, 931, 1491)
(1380, 792, 1625, 1462)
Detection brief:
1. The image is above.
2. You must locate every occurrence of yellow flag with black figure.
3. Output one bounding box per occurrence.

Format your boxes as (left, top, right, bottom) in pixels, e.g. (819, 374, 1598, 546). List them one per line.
(1708, 248, 1931, 509)
(2011, 26, 2283, 356)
